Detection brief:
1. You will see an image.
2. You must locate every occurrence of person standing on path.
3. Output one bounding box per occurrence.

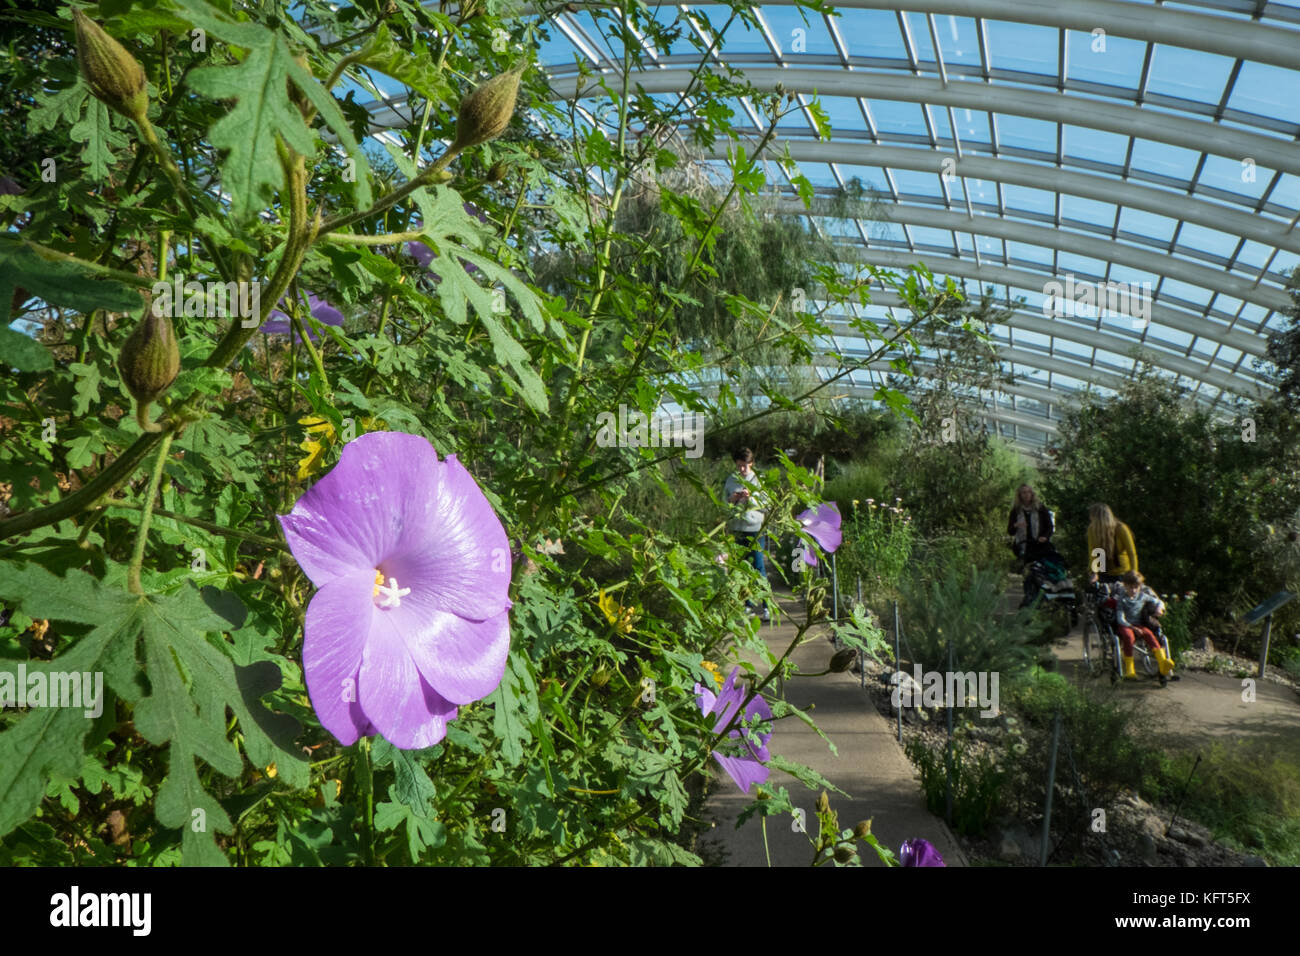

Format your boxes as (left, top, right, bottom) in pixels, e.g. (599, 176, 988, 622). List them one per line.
(1086, 502, 1139, 582)
(725, 447, 769, 621)
(1007, 483, 1054, 562)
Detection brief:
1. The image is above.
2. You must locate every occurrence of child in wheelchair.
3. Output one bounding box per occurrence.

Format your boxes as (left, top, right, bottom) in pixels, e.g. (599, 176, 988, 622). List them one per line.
(1114, 570, 1175, 680)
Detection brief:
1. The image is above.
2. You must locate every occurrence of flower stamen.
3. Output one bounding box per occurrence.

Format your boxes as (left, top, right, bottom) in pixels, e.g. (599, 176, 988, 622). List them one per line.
(374, 574, 411, 609)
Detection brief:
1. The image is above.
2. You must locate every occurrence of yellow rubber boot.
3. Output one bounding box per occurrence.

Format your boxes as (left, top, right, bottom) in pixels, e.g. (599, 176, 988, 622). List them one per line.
(1122, 654, 1137, 679)
(1152, 644, 1175, 677)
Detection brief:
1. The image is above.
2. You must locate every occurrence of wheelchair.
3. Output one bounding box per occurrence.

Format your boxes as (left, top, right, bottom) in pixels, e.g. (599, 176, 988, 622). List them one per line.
(1080, 579, 1171, 686)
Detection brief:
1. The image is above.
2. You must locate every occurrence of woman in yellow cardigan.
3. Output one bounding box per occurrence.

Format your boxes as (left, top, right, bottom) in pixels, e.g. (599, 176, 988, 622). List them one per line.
(1086, 502, 1138, 581)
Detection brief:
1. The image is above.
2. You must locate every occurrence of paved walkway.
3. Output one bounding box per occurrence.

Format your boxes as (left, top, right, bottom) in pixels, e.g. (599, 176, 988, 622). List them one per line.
(1051, 614, 1300, 758)
(701, 591, 968, 867)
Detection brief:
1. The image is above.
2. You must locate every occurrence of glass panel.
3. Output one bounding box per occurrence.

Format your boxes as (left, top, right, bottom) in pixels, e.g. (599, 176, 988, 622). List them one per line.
(1057, 252, 1110, 277)
(949, 105, 991, 143)
(934, 14, 983, 67)
(996, 114, 1058, 152)
(840, 166, 890, 194)
(819, 95, 869, 133)
(902, 11, 936, 65)
(907, 226, 958, 249)
(1176, 222, 1242, 261)
(688, 5, 771, 54)
(1117, 207, 1178, 244)
(866, 100, 929, 136)
(1215, 345, 1244, 366)
(1197, 154, 1269, 200)
(1062, 125, 1129, 166)
(1065, 29, 1145, 88)
(1001, 184, 1056, 215)
(1006, 241, 1054, 266)
(985, 20, 1058, 75)
(889, 167, 946, 197)
(764, 7, 837, 58)
(834, 9, 908, 60)
(1158, 278, 1209, 309)
(1146, 325, 1193, 349)
(1055, 339, 1093, 360)
(955, 175, 997, 208)
(1059, 194, 1116, 227)
(1128, 140, 1200, 181)
(1270, 174, 1300, 212)
(1228, 62, 1300, 124)
(1232, 239, 1274, 269)
(1146, 46, 1235, 105)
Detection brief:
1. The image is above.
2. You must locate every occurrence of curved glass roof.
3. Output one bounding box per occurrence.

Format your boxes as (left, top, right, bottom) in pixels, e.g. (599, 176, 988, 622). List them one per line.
(357, 1, 1300, 450)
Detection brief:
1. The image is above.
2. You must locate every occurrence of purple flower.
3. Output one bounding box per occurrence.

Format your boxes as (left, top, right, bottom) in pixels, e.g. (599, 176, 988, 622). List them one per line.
(694, 666, 772, 794)
(279, 432, 512, 750)
(796, 502, 842, 567)
(899, 838, 945, 867)
(406, 241, 479, 280)
(262, 292, 345, 339)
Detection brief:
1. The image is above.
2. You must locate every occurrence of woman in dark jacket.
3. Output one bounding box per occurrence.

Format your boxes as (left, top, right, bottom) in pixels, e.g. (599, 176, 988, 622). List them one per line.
(1008, 484, 1054, 561)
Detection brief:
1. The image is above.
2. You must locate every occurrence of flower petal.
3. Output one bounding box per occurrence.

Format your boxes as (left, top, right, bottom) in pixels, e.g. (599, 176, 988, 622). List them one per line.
(279, 432, 445, 586)
(307, 293, 345, 326)
(388, 452, 510, 620)
(396, 607, 510, 705)
(899, 838, 946, 867)
(714, 753, 769, 794)
(302, 571, 378, 746)
(797, 502, 842, 555)
(359, 611, 458, 749)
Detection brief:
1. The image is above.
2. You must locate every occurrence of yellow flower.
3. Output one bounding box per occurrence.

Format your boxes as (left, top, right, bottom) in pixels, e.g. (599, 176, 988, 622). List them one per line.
(700, 660, 724, 687)
(597, 589, 636, 634)
(296, 415, 386, 480)
(297, 416, 335, 480)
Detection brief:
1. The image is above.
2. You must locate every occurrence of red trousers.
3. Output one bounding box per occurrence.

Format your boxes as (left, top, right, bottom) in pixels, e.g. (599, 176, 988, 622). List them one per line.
(1116, 625, 1160, 656)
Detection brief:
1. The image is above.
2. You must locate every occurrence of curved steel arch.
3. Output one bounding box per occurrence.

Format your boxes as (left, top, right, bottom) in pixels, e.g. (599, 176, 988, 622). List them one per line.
(546, 68, 1300, 176)
(516, 0, 1300, 70)
(822, 313, 1261, 398)
(721, 142, 1300, 256)
(748, 0, 1300, 71)
(795, 200, 1291, 310)
(830, 290, 1274, 390)
(819, 249, 1270, 354)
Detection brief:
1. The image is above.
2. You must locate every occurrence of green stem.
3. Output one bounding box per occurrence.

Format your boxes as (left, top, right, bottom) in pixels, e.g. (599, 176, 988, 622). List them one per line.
(358, 736, 375, 866)
(102, 502, 289, 553)
(135, 115, 233, 285)
(319, 230, 426, 246)
(126, 433, 174, 595)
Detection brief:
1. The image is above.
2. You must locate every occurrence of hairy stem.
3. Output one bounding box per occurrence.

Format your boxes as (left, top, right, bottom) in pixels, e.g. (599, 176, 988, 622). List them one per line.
(126, 433, 174, 595)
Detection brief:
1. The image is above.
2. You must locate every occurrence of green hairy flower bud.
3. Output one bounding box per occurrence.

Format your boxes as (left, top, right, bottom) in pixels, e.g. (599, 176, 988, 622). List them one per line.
(833, 843, 856, 864)
(452, 64, 525, 151)
(486, 160, 509, 183)
(118, 308, 180, 431)
(853, 820, 872, 840)
(73, 9, 148, 122)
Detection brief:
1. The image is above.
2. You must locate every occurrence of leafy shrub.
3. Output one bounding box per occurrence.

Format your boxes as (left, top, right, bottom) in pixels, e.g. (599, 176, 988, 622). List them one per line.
(1144, 741, 1300, 867)
(1001, 670, 1155, 856)
(905, 735, 1004, 837)
(834, 498, 915, 613)
(899, 562, 1040, 677)
(823, 459, 892, 514)
(1161, 591, 1198, 658)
